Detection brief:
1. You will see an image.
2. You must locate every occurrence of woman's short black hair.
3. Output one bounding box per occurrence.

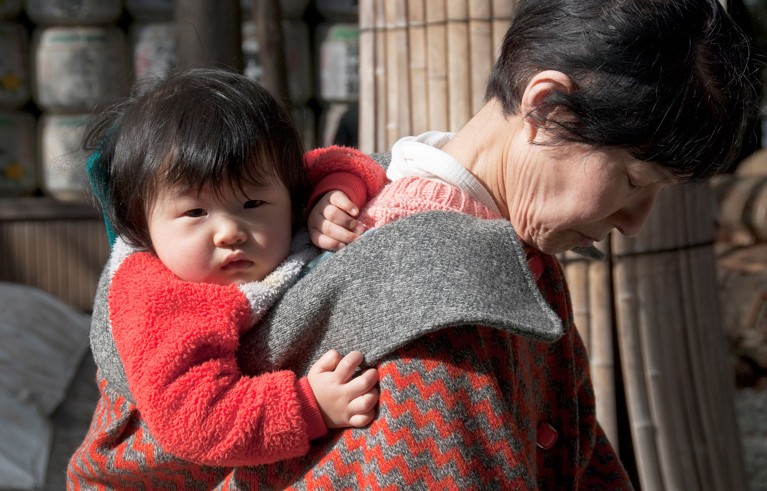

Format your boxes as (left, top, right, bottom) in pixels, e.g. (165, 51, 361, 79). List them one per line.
(486, 0, 761, 181)
(84, 68, 308, 249)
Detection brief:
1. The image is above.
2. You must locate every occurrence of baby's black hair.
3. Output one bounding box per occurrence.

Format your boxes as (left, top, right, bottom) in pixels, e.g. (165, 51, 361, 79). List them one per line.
(84, 68, 308, 249)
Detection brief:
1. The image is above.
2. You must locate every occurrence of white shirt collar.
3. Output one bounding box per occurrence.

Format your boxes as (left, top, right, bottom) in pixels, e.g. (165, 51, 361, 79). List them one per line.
(387, 131, 502, 216)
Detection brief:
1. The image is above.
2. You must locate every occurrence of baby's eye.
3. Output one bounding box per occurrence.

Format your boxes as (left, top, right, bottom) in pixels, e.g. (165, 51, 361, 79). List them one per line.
(244, 200, 264, 209)
(183, 208, 207, 218)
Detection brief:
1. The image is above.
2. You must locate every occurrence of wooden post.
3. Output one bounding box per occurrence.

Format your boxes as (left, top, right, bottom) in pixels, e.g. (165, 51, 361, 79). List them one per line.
(175, 0, 242, 72)
(251, 0, 290, 110)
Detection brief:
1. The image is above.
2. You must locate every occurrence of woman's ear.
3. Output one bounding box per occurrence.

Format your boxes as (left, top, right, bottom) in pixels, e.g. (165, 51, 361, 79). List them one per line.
(520, 70, 575, 142)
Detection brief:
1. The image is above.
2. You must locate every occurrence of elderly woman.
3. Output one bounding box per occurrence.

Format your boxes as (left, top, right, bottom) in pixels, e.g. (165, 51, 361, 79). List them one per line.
(79, 0, 757, 489)
(237, 0, 758, 489)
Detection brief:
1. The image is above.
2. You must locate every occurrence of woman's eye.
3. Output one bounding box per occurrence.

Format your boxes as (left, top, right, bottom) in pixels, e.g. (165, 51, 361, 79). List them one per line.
(244, 200, 264, 209)
(183, 208, 206, 218)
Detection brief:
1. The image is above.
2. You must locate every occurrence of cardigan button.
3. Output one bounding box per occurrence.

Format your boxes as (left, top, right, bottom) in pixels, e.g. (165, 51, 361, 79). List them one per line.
(528, 257, 545, 281)
(536, 422, 558, 449)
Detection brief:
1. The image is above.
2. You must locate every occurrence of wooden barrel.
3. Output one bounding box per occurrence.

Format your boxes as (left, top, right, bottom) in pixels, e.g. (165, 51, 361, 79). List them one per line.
(39, 113, 89, 202)
(316, 23, 360, 103)
(25, 0, 122, 26)
(32, 26, 130, 113)
(0, 22, 30, 109)
(0, 111, 36, 197)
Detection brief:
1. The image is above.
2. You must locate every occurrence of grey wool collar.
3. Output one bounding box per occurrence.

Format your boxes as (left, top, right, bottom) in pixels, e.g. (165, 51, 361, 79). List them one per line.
(91, 210, 564, 400)
(237, 210, 563, 376)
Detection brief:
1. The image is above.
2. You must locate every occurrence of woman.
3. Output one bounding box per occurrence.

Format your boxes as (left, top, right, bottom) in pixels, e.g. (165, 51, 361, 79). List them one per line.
(235, 0, 758, 489)
(84, 0, 757, 488)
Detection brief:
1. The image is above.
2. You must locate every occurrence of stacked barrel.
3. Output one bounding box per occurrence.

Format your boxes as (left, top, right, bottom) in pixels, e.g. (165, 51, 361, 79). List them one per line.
(0, 0, 361, 204)
(0, 0, 132, 202)
(0, 1, 36, 197)
(30, 0, 130, 201)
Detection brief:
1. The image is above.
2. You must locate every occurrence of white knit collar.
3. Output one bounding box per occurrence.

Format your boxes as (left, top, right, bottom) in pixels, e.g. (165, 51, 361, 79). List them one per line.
(387, 131, 502, 216)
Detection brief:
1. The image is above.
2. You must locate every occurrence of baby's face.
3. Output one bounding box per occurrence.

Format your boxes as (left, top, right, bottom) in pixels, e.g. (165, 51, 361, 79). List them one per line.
(146, 177, 293, 285)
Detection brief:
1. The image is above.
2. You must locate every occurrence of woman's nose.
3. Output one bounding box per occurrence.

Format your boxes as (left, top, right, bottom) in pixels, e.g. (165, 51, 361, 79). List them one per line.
(214, 218, 247, 246)
(613, 189, 659, 237)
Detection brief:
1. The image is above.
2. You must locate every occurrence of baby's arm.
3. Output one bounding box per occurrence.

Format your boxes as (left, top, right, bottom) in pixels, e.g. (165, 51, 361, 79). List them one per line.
(308, 350, 379, 428)
(304, 146, 388, 251)
(109, 252, 357, 467)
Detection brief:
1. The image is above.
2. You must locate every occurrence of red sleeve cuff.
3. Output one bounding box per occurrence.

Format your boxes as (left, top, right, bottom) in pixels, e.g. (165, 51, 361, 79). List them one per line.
(296, 377, 328, 441)
(307, 171, 368, 213)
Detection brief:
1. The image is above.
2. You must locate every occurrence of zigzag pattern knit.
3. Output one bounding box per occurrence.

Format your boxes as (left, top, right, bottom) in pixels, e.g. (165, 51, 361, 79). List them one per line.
(68, 176, 632, 489)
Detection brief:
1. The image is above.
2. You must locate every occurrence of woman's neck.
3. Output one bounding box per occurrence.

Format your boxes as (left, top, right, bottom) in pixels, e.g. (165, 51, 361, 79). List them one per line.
(440, 100, 524, 220)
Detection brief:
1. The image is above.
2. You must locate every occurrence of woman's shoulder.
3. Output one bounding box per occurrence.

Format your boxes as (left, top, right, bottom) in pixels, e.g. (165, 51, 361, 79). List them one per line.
(361, 176, 500, 227)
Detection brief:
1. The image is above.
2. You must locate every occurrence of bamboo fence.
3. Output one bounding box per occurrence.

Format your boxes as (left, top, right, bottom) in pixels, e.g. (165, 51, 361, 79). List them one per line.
(358, 1, 746, 489)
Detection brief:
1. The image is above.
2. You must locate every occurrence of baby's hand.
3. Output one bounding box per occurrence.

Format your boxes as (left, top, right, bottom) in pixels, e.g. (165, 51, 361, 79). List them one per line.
(307, 350, 379, 429)
(308, 191, 367, 251)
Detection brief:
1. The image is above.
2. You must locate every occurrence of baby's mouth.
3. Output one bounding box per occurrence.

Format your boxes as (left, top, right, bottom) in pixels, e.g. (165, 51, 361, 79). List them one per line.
(222, 259, 254, 271)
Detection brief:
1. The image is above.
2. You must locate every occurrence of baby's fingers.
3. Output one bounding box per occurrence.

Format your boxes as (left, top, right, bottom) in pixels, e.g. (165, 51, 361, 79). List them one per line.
(327, 190, 359, 217)
(348, 410, 376, 428)
(350, 388, 379, 414)
(346, 367, 379, 395)
(333, 351, 365, 382)
(319, 219, 364, 249)
(309, 349, 342, 375)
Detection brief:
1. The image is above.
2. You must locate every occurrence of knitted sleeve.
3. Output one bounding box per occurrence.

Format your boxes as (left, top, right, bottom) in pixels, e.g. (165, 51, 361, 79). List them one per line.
(304, 145, 388, 212)
(108, 252, 327, 467)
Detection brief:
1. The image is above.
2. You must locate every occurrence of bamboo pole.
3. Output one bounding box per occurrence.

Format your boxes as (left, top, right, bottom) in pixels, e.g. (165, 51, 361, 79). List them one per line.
(490, 0, 515, 57)
(394, 0, 411, 145)
(637, 189, 688, 491)
(426, 0, 448, 131)
(407, 0, 429, 135)
(613, 243, 665, 491)
(683, 184, 747, 490)
(358, 0, 376, 153)
(373, 0, 387, 152)
(384, 0, 410, 149)
(658, 246, 701, 491)
(468, 0, 493, 114)
(446, 0, 471, 130)
(662, 188, 701, 491)
(561, 252, 591, 351)
(588, 239, 618, 449)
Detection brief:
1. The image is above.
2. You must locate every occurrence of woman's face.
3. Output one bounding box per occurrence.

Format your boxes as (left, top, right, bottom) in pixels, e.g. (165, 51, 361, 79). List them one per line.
(507, 142, 675, 255)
